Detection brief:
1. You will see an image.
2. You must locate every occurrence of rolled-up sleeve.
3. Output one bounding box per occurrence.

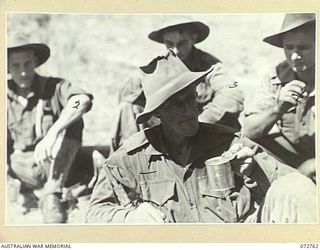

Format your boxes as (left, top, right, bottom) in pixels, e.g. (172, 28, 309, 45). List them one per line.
(55, 79, 93, 108)
(199, 63, 244, 123)
(245, 69, 279, 116)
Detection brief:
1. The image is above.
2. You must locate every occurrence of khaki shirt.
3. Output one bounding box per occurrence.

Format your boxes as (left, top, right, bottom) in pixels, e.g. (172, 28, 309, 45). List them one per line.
(7, 74, 92, 152)
(245, 61, 315, 159)
(87, 123, 296, 223)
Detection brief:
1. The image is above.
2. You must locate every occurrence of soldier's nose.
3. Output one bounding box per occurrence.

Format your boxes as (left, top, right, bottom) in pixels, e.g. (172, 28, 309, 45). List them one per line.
(291, 52, 301, 61)
(21, 71, 26, 76)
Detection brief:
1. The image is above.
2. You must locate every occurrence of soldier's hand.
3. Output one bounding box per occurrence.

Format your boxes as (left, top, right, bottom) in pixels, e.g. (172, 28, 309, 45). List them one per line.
(277, 80, 307, 112)
(34, 129, 58, 167)
(125, 202, 167, 223)
(224, 143, 256, 177)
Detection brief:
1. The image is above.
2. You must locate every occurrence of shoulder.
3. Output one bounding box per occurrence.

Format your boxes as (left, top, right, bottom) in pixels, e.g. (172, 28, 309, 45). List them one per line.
(193, 47, 220, 66)
(198, 123, 238, 143)
(121, 129, 149, 154)
(37, 75, 66, 99)
(264, 60, 294, 86)
(119, 70, 144, 103)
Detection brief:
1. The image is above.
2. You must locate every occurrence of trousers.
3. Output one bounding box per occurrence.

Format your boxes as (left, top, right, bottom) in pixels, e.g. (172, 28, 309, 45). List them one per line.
(245, 172, 316, 223)
(10, 135, 80, 194)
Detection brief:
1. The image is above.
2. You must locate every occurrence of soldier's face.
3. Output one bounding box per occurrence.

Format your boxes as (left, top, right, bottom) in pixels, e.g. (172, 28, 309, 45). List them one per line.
(162, 30, 197, 61)
(283, 29, 315, 73)
(8, 50, 37, 90)
(157, 85, 199, 138)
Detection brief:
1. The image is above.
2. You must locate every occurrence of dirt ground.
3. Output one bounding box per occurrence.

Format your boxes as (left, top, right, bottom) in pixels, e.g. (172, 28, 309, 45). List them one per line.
(6, 13, 287, 225)
(6, 179, 91, 225)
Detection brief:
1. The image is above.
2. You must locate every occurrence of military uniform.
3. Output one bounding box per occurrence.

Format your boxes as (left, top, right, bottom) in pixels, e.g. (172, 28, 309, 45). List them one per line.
(7, 73, 92, 191)
(111, 47, 244, 151)
(87, 123, 316, 223)
(245, 61, 315, 168)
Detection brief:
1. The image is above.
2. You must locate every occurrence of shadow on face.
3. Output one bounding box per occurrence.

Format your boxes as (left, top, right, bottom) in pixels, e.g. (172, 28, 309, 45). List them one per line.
(156, 84, 199, 138)
(283, 24, 315, 73)
(8, 49, 38, 91)
(162, 30, 198, 62)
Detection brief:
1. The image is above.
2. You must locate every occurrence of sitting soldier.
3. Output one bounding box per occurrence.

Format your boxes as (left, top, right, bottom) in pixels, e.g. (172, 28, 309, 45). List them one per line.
(111, 16, 244, 151)
(242, 13, 316, 181)
(86, 50, 316, 223)
(7, 33, 93, 223)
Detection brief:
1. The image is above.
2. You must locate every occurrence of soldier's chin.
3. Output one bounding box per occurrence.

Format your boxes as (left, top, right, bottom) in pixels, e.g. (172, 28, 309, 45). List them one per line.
(182, 123, 199, 137)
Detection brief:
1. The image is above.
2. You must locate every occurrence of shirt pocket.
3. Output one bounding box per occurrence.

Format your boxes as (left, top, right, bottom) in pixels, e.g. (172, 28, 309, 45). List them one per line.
(140, 179, 176, 206)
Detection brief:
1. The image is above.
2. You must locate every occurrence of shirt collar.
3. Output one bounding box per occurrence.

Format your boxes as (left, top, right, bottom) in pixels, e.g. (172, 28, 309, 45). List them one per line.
(7, 74, 40, 99)
(273, 61, 296, 85)
(143, 124, 234, 163)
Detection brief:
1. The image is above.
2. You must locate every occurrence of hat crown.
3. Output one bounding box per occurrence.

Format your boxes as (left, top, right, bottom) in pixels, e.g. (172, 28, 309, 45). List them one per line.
(136, 50, 213, 124)
(263, 13, 316, 47)
(281, 13, 315, 33)
(7, 32, 50, 67)
(142, 51, 189, 97)
(148, 16, 210, 44)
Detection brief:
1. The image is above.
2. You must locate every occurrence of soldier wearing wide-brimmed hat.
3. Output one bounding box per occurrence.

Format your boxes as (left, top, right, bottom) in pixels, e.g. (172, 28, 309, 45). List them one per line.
(111, 16, 244, 151)
(7, 33, 93, 223)
(243, 13, 316, 181)
(87, 50, 316, 224)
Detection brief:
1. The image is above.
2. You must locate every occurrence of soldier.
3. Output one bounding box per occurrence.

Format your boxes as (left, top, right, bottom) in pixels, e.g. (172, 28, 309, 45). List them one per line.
(7, 33, 93, 223)
(86, 51, 316, 223)
(243, 13, 316, 181)
(111, 17, 244, 151)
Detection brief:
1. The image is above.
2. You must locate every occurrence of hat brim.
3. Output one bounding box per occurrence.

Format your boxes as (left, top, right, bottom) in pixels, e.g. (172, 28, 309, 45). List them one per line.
(148, 21, 210, 44)
(136, 65, 214, 124)
(8, 43, 50, 67)
(263, 20, 315, 48)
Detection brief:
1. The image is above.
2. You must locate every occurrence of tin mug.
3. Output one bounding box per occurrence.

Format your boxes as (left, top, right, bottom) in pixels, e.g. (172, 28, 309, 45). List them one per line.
(204, 156, 235, 192)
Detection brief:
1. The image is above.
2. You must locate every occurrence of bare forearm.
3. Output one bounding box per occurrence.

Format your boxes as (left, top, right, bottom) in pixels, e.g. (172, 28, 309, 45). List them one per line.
(49, 94, 91, 135)
(242, 105, 284, 139)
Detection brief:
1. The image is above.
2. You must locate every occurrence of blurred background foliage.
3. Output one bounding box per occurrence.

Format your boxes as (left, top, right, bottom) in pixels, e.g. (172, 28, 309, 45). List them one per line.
(7, 13, 286, 146)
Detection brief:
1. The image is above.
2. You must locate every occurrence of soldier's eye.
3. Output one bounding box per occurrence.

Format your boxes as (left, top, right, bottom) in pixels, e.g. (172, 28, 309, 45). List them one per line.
(164, 41, 173, 47)
(284, 45, 294, 50)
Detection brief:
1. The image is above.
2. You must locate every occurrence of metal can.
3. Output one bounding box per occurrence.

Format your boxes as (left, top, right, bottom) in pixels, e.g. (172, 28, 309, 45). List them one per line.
(204, 156, 235, 192)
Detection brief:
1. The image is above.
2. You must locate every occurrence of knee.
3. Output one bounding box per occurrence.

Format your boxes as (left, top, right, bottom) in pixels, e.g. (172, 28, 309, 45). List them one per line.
(11, 164, 46, 190)
(268, 172, 316, 201)
(297, 158, 316, 181)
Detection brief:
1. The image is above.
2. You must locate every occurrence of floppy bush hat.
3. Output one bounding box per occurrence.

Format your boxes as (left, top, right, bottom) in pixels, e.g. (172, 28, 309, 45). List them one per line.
(148, 16, 210, 44)
(7, 32, 50, 67)
(136, 50, 214, 124)
(263, 13, 316, 48)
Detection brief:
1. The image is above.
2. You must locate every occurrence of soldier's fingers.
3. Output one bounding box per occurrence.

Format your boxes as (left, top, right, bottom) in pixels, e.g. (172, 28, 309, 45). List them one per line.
(287, 80, 306, 89)
(236, 147, 254, 159)
(228, 143, 243, 154)
(286, 86, 304, 95)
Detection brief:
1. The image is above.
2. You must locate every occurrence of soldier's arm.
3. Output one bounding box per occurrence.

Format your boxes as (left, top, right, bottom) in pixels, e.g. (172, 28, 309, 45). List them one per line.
(48, 94, 91, 136)
(85, 164, 136, 223)
(230, 136, 299, 195)
(199, 63, 244, 124)
(242, 106, 284, 139)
